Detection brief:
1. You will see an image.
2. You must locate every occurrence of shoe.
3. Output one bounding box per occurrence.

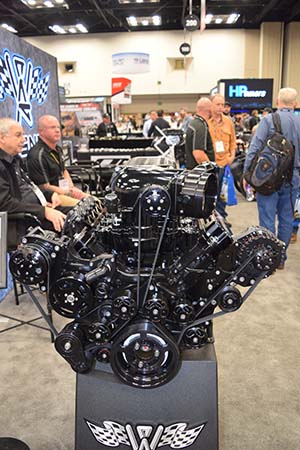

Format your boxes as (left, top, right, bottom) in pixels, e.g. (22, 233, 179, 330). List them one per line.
(290, 233, 297, 244)
(277, 263, 285, 270)
(224, 220, 232, 228)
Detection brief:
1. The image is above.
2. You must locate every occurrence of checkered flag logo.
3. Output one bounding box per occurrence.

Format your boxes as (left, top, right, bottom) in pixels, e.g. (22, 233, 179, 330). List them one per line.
(85, 420, 206, 450)
(158, 423, 206, 448)
(86, 420, 130, 447)
(0, 48, 50, 127)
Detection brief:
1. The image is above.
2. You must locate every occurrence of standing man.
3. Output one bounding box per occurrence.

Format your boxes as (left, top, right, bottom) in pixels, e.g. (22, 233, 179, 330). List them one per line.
(178, 107, 193, 133)
(208, 94, 236, 224)
(243, 87, 300, 268)
(148, 110, 170, 137)
(96, 113, 118, 137)
(185, 97, 215, 169)
(27, 115, 86, 201)
(143, 110, 157, 137)
(0, 118, 67, 246)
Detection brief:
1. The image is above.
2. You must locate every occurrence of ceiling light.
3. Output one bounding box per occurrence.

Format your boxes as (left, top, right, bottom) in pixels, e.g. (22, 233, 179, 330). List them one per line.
(21, 0, 68, 8)
(205, 14, 213, 24)
(49, 24, 67, 34)
(126, 15, 161, 27)
(153, 15, 161, 26)
(49, 23, 88, 34)
(76, 23, 88, 33)
(1, 23, 18, 33)
(227, 13, 240, 24)
(119, 0, 159, 3)
(127, 16, 138, 26)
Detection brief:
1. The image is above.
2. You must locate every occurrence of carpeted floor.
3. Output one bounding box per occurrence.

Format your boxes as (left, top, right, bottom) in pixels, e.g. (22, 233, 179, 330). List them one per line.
(0, 193, 299, 450)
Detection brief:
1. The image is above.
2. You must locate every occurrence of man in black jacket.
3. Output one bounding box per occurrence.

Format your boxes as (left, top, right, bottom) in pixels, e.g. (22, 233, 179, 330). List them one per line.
(96, 113, 118, 137)
(0, 118, 66, 247)
(148, 110, 170, 137)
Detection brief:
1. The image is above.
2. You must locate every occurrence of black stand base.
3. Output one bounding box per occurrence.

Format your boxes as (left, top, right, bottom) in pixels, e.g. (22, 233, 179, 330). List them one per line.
(75, 344, 218, 450)
(0, 438, 31, 450)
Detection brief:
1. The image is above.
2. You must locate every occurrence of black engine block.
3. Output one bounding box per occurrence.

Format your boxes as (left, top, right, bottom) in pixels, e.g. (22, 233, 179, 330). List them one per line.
(10, 163, 285, 388)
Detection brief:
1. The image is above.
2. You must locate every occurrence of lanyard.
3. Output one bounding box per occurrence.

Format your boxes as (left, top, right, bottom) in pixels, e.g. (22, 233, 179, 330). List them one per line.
(50, 150, 61, 166)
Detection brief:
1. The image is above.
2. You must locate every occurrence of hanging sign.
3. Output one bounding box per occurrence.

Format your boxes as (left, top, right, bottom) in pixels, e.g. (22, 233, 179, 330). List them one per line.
(179, 42, 191, 56)
(111, 77, 132, 104)
(183, 14, 200, 31)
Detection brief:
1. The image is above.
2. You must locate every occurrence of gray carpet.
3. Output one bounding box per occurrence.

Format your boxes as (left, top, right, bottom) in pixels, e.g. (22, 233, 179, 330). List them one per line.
(0, 193, 299, 450)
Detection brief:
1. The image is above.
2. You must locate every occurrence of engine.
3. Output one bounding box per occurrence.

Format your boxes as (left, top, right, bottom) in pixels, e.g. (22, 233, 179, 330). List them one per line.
(10, 163, 285, 388)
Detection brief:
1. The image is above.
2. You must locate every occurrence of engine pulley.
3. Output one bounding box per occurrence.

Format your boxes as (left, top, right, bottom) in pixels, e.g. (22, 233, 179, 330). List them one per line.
(49, 273, 93, 318)
(110, 321, 180, 388)
(216, 286, 243, 312)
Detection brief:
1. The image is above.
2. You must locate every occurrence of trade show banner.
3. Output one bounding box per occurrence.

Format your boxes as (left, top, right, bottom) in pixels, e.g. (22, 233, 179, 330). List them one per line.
(112, 52, 150, 74)
(60, 102, 103, 136)
(0, 28, 60, 153)
(218, 78, 273, 109)
(111, 77, 132, 104)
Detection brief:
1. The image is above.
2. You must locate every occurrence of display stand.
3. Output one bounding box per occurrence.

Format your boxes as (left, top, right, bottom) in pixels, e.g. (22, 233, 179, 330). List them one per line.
(75, 344, 218, 450)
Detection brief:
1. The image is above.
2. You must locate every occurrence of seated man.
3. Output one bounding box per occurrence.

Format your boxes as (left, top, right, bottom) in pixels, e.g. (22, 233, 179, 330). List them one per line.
(0, 118, 67, 247)
(27, 115, 86, 202)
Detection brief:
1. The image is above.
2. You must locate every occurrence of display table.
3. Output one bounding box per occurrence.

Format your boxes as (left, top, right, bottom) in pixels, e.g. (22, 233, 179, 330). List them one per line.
(75, 344, 218, 450)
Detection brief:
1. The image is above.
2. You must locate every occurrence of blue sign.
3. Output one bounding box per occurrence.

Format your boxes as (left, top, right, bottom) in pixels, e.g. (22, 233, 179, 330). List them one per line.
(220, 78, 273, 109)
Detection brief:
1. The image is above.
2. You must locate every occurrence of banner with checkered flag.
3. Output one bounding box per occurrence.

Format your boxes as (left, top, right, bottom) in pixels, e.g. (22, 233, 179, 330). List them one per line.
(0, 48, 50, 127)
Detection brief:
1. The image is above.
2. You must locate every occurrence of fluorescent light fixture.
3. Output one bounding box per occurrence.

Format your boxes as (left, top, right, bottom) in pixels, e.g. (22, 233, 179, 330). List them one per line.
(127, 16, 138, 26)
(227, 13, 240, 24)
(21, 0, 68, 8)
(76, 23, 88, 33)
(153, 15, 161, 26)
(126, 15, 162, 27)
(1, 23, 18, 33)
(205, 14, 213, 24)
(119, 0, 160, 3)
(49, 23, 88, 34)
(205, 13, 240, 25)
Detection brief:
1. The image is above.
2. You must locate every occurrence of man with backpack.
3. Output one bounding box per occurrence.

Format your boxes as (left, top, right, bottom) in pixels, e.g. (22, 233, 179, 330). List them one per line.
(243, 87, 300, 269)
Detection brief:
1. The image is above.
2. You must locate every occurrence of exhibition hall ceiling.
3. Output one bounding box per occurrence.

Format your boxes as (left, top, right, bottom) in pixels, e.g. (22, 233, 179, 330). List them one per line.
(0, 0, 299, 37)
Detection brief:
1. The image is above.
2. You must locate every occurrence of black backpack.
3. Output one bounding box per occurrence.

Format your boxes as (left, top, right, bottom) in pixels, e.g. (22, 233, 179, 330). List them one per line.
(244, 113, 295, 195)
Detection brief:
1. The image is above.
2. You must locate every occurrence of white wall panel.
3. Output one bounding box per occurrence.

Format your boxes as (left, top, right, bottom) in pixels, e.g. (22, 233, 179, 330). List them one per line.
(25, 29, 245, 97)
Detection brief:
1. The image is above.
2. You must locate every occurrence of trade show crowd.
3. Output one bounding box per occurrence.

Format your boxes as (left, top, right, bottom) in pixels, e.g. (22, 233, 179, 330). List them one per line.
(0, 88, 299, 279)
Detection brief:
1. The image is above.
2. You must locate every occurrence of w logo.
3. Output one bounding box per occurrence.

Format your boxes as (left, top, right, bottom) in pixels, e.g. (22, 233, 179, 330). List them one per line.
(85, 420, 206, 450)
(0, 48, 50, 128)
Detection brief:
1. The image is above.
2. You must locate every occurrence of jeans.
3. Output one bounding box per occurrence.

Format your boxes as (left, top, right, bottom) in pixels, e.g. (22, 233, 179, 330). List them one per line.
(256, 171, 300, 251)
(216, 166, 227, 218)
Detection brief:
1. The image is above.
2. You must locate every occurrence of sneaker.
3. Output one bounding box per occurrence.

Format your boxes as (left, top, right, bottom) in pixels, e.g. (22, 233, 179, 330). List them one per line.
(224, 220, 232, 228)
(290, 233, 297, 244)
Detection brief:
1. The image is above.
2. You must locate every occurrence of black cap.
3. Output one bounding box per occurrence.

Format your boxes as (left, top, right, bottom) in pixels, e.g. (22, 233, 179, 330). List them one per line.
(224, 101, 231, 107)
(102, 113, 110, 119)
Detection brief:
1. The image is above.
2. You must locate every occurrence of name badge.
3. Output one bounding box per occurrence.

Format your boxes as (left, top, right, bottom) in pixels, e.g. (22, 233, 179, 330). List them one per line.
(215, 141, 225, 153)
(59, 178, 70, 190)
